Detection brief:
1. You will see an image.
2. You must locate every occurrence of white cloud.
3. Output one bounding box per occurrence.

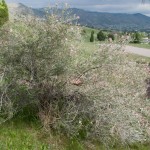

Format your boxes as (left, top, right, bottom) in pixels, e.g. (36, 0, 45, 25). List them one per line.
(136, 4, 150, 11)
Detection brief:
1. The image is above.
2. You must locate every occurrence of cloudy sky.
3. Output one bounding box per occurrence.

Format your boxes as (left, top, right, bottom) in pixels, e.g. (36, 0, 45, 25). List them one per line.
(6, 0, 150, 16)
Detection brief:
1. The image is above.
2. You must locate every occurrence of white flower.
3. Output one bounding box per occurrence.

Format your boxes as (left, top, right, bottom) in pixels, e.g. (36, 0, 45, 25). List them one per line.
(79, 120, 82, 124)
(10, 28, 13, 32)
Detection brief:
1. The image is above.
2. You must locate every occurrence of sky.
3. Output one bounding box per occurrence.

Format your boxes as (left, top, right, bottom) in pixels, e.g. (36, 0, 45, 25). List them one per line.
(6, 0, 150, 16)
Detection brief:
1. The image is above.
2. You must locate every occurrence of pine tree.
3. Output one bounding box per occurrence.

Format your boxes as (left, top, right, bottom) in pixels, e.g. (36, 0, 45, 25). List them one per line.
(0, 0, 9, 27)
(90, 30, 94, 42)
(97, 31, 106, 41)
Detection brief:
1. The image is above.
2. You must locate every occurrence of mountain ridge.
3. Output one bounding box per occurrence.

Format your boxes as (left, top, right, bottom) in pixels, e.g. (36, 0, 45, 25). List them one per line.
(8, 3, 150, 31)
(68, 8, 150, 31)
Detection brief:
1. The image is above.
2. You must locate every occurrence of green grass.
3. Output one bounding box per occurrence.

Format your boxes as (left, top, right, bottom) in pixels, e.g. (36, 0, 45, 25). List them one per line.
(0, 119, 91, 150)
(126, 52, 150, 63)
(1, 119, 149, 150)
(0, 120, 50, 150)
(129, 43, 150, 49)
(0, 109, 89, 150)
(1, 103, 149, 150)
(0, 106, 62, 150)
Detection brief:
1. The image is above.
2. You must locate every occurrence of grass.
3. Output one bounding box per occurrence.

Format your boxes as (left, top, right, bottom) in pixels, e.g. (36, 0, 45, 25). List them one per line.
(126, 52, 150, 62)
(0, 118, 95, 150)
(0, 107, 89, 150)
(0, 120, 49, 149)
(1, 118, 150, 150)
(129, 43, 150, 49)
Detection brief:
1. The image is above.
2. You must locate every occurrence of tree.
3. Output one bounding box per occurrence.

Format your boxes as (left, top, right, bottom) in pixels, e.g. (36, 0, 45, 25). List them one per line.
(0, 0, 9, 27)
(90, 30, 94, 42)
(97, 30, 106, 41)
(108, 33, 115, 41)
(133, 32, 142, 43)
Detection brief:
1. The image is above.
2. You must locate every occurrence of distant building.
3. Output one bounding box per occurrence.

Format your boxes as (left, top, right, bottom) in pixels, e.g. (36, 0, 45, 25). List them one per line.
(141, 37, 150, 44)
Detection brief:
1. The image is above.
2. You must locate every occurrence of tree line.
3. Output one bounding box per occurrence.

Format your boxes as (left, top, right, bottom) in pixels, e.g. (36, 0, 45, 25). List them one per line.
(90, 30, 115, 42)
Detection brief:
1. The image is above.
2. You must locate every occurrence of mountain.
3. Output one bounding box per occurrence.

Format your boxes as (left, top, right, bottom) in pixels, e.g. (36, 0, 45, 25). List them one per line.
(8, 3, 150, 31)
(8, 3, 31, 16)
(68, 8, 150, 31)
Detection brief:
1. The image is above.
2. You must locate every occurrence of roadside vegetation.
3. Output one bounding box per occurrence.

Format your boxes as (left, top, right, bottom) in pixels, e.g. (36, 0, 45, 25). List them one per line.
(0, 1, 150, 150)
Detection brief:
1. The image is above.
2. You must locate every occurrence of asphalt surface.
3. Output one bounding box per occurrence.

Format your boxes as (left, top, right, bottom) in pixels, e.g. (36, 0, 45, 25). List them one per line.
(125, 45, 150, 57)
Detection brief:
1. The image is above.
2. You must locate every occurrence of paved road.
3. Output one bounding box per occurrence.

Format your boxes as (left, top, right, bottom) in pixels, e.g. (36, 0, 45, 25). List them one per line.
(125, 45, 150, 57)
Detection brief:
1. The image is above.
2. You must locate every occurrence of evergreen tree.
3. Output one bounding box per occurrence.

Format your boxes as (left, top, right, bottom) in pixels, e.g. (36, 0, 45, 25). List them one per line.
(90, 30, 94, 42)
(97, 31, 106, 41)
(0, 0, 9, 27)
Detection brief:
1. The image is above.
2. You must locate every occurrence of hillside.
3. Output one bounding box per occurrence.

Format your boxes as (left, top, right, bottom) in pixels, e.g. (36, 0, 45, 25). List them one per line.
(8, 3, 150, 31)
(69, 8, 150, 31)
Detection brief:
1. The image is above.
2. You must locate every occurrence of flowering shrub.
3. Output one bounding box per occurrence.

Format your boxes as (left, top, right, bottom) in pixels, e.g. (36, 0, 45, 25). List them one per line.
(69, 43, 150, 144)
(0, 11, 81, 123)
(0, 8, 150, 146)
